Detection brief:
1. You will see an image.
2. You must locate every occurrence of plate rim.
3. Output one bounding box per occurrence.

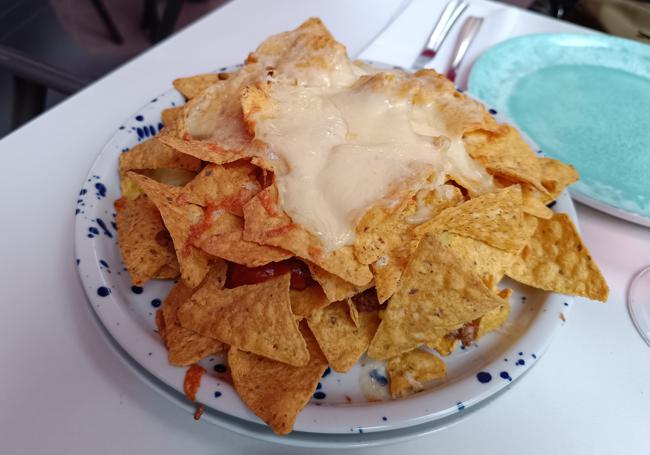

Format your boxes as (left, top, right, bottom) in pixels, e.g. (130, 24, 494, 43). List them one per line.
(75, 62, 578, 436)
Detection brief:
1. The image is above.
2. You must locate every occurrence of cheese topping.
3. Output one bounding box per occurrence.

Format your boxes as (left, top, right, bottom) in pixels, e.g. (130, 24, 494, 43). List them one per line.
(252, 74, 493, 251)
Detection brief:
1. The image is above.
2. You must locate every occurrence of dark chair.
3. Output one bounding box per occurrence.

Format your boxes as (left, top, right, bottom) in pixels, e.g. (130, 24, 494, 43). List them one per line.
(0, 45, 89, 129)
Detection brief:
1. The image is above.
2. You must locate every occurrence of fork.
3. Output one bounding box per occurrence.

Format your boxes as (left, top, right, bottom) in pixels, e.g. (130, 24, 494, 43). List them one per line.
(411, 0, 468, 71)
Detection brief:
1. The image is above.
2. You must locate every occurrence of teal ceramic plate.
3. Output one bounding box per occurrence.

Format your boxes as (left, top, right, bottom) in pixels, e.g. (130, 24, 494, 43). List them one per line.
(469, 34, 650, 227)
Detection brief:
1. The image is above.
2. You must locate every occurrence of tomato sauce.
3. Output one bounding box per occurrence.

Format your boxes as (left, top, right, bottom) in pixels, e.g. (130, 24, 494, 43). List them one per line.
(226, 258, 315, 290)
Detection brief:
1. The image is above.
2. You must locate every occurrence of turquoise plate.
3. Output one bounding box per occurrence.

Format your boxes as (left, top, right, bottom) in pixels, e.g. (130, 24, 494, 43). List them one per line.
(469, 34, 650, 227)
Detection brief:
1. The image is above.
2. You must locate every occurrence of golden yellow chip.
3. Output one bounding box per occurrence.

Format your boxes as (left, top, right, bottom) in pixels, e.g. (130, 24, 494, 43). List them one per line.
(158, 135, 247, 165)
(506, 213, 609, 301)
(153, 255, 180, 279)
(119, 137, 201, 174)
(146, 168, 197, 187)
(180, 161, 261, 216)
(114, 195, 175, 285)
(178, 273, 309, 366)
(386, 349, 446, 398)
(347, 299, 360, 328)
(173, 73, 221, 100)
(463, 125, 547, 194)
(200, 229, 292, 267)
(243, 187, 372, 286)
(307, 301, 379, 372)
(178, 67, 255, 150)
(426, 335, 458, 357)
(228, 322, 327, 435)
(368, 186, 464, 303)
(185, 204, 292, 266)
(371, 245, 414, 304)
(307, 263, 370, 302)
(477, 290, 511, 339)
(161, 106, 184, 129)
(159, 264, 227, 365)
(437, 231, 518, 287)
(521, 184, 554, 219)
(290, 286, 330, 319)
(418, 185, 527, 253)
(413, 69, 499, 137)
(128, 172, 210, 288)
(119, 173, 145, 200)
(354, 197, 416, 265)
(368, 234, 507, 359)
(540, 157, 579, 201)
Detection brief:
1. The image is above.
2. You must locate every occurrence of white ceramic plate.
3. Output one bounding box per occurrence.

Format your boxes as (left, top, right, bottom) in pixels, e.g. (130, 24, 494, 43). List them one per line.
(75, 64, 577, 438)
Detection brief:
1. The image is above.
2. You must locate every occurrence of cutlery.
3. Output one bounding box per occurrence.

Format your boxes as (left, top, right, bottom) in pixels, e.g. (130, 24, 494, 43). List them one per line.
(446, 15, 483, 83)
(411, 0, 468, 70)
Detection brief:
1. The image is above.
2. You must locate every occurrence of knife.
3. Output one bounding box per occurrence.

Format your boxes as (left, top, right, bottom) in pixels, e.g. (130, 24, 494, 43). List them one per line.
(445, 16, 483, 83)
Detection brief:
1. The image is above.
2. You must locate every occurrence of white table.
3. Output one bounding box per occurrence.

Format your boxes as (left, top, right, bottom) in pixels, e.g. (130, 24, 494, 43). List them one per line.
(1, 1, 648, 453)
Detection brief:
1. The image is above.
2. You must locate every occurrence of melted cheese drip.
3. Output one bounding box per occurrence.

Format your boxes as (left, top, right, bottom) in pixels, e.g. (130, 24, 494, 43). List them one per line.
(254, 77, 493, 251)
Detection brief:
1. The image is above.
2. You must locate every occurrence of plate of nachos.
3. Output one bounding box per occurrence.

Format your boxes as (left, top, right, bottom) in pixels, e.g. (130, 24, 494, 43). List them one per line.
(75, 18, 608, 437)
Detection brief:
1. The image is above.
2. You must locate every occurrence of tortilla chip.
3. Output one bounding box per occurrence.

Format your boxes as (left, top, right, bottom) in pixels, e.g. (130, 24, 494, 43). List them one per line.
(426, 335, 458, 357)
(128, 172, 210, 288)
(307, 301, 379, 372)
(354, 196, 415, 265)
(180, 161, 261, 216)
(160, 264, 227, 365)
(185, 205, 291, 266)
(437, 231, 517, 288)
(119, 173, 145, 200)
(506, 213, 609, 301)
(119, 137, 201, 174)
(200, 229, 292, 267)
(179, 67, 256, 151)
(368, 234, 508, 359)
(114, 195, 175, 285)
(417, 185, 527, 253)
(308, 263, 370, 302)
(347, 299, 360, 328)
(539, 157, 579, 201)
(161, 106, 184, 128)
(257, 19, 356, 83)
(177, 273, 309, 366)
(158, 135, 246, 165)
(477, 291, 511, 339)
(290, 286, 330, 319)
(243, 186, 372, 286)
(386, 349, 446, 398)
(153, 256, 180, 279)
(522, 185, 554, 219)
(370, 186, 464, 303)
(148, 168, 198, 186)
(173, 73, 221, 100)
(183, 364, 205, 401)
(228, 322, 327, 435)
(189, 207, 242, 245)
(463, 125, 547, 194)
(413, 69, 499, 136)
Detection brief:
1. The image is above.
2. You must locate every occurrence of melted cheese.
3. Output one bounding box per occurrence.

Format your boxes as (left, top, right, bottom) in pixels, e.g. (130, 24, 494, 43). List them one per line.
(253, 75, 493, 251)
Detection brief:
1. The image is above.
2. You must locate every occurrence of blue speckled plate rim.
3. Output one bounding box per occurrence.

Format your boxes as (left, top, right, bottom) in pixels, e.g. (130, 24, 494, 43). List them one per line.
(467, 33, 650, 228)
(74, 62, 577, 438)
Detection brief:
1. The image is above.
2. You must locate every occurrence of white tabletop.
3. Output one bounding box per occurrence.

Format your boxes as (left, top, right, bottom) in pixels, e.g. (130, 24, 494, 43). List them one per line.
(1, 1, 649, 454)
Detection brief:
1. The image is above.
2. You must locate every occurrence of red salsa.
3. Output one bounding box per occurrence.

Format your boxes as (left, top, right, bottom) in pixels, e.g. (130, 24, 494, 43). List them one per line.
(227, 258, 315, 290)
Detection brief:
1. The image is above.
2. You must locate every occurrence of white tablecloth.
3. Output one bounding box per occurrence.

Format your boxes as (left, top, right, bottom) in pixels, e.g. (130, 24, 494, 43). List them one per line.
(1, 1, 649, 454)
